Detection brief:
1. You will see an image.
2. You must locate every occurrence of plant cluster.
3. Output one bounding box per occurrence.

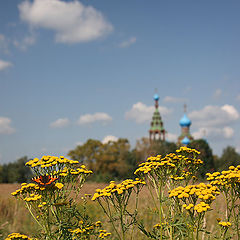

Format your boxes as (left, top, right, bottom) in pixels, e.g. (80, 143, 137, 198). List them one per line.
(5, 232, 37, 240)
(6, 147, 240, 240)
(206, 166, 240, 239)
(8, 156, 109, 240)
(91, 179, 145, 240)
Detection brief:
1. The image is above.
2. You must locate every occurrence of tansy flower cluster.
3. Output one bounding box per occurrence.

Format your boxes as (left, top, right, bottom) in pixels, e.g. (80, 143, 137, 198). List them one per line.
(176, 146, 200, 155)
(134, 147, 202, 182)
(11, 155, 93, 201)
(206, 165, 240, 190)
(169, 183, 220, 214)
(26, 156, 79, 169)
(9, 155, 97, 240)
(24, 193, 42, 202)
(70, 221, 111, 239)
(52, 166, 93, 178)
(11, 182, 64, 199)
(92, 178, 145, 201)
(134, 154, 176, 176)
(25, 155, 92, 178)
(219, 221, 232, 227)
(11, 183, 42, 197)
(191, 202, 210, 213)
(98, 230, 111, 239)
(5, 233, 37, 240)
(153, 222, 169, 228)
(170, 170, 197, 181)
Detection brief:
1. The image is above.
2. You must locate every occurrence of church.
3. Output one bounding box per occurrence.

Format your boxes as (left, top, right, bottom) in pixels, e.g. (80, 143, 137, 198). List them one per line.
(149, 93, 193, 146)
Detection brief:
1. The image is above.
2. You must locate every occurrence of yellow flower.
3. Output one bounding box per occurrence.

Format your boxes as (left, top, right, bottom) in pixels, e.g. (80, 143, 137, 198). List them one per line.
(55, 183, 64, 189)
(92, 193, 100, 201)
(117, 189, 123, 194)
(219, 221, 231, 227)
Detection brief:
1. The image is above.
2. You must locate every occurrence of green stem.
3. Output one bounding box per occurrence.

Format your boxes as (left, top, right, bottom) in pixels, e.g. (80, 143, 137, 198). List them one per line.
(195, 213, 203, 240)
(25, 203, 43, 229)
(231, 189, 239, 238)
(130, 189, 140, 240)
(158, 179, 163, 240)
(119, 202, 125, 240)
(146, 179, 159, 212)
(98, 199, 122, 240)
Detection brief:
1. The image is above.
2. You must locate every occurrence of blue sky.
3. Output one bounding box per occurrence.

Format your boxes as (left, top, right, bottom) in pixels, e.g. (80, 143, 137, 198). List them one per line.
(0, 0, 240, 163)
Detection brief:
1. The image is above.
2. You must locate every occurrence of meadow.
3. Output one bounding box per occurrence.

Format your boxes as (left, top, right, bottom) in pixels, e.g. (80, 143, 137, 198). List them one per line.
(0, 183, 155, 240)
(0, 182, 227, 240)
(1, 147, 239, 240)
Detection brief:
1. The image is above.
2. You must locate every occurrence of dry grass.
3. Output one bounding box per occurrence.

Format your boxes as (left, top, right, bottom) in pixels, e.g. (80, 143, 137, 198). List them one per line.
(0, 183, 229, 240)
(0, 182, 152, 239)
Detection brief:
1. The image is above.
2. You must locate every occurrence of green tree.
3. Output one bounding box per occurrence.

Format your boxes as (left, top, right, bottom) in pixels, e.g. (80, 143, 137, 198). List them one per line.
(135, 137, 177, 162)
(151, 141, 177, 156)
(68, 139, 103, 171)
(1, 156, 31, 183)
(97, 138, 131, 179)
(135, 137, 152, 162)
(68, 138, 133, 181)
(189, 139, 215, 177)
(216, 146, 240, 171)
(0, 165, 3, 183)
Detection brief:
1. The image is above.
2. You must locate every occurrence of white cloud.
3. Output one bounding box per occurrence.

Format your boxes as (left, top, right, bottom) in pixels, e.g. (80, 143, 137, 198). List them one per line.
(223, 126, 234, 138)
(192, 126, 234, 140)
(213, 88, 222, 99)
(125, 102, 171, 123)
(166, 132, 178, 142)
(13, 32, 36, 51)
(190, 104, 238, 142)
(119, 37, 136, 48)
(192, 128, 206, 139)
(163, 96, 187, 103)
(189, 104, 239, 127)
(221, 105, 239, 119)
(18, 0, 113, 43)
(0, 59, 12, 71)
(77, 112, 112, 125)
(0, 117, 15, 134)
(102, 135, 118, 144)
(50, 118, 70, 128)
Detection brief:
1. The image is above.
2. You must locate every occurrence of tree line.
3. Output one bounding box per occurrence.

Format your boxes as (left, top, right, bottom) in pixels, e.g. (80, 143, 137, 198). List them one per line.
(0, 138, 239, 183)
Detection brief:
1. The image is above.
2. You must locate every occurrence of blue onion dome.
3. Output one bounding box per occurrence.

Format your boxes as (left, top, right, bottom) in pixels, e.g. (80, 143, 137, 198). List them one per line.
(153, 93, 159, 101)
(181, 136, 190, 145)
(179, 114, 191, 127)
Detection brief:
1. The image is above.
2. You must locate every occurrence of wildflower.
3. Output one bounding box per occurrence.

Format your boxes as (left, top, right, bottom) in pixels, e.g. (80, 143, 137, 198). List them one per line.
(5, 233, 37, 240)
(55, 182, 64, 189)
(92, 178, 145, 201)
(219, 221, 231, 227)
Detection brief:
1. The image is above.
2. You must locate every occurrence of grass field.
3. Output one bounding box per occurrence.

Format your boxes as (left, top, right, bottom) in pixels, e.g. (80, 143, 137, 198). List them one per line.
(0, 182, 230, 240)
(0, 183, 154, 239)
(0, 183, 108, 239)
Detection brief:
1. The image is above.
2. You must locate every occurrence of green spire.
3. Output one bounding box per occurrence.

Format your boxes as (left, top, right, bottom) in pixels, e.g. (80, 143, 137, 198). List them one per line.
(150, 108, 165, 131)
(149, 92, 166, 142)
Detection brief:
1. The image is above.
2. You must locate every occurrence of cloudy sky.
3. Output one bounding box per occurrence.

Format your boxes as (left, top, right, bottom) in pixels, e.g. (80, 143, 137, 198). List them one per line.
(0, 0, 240, 163)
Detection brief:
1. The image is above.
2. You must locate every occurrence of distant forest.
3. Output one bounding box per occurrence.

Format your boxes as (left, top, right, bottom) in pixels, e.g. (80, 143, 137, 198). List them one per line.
(1, 138, 239, 183)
